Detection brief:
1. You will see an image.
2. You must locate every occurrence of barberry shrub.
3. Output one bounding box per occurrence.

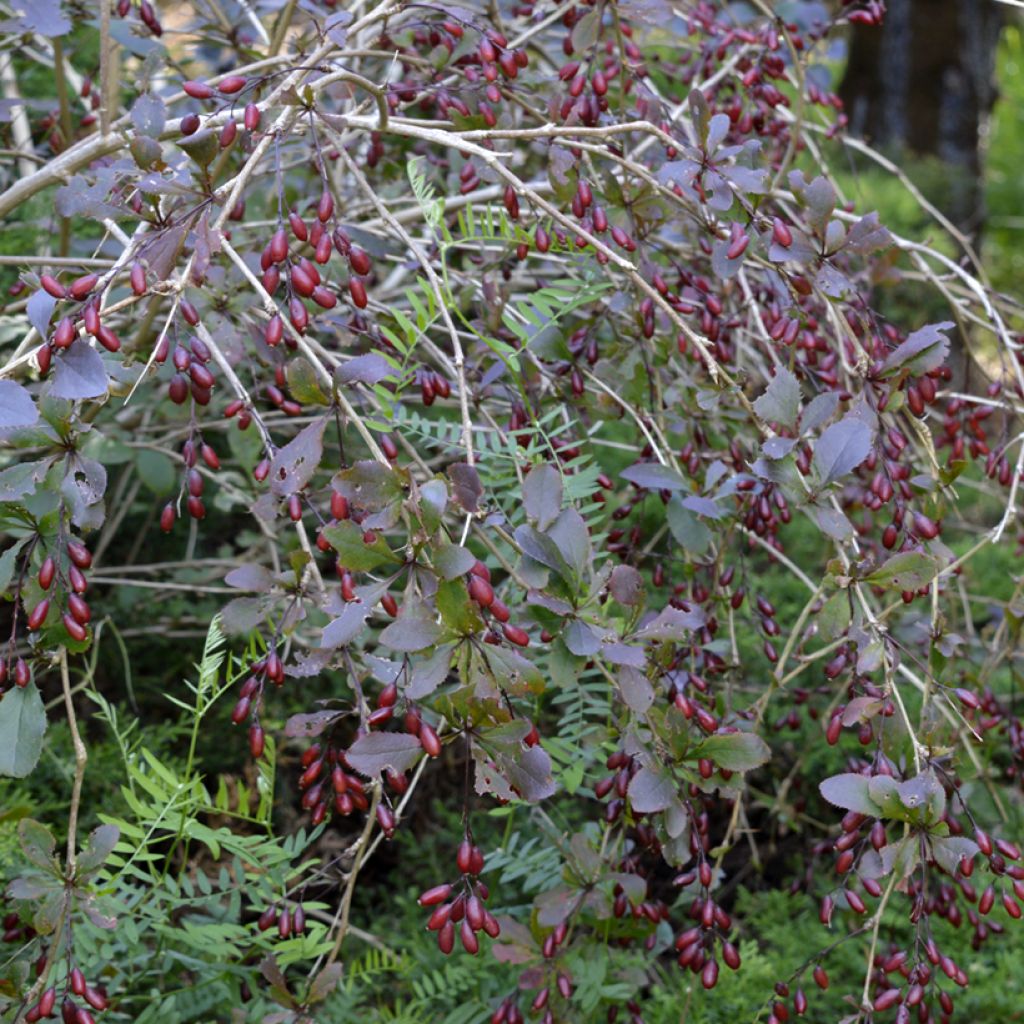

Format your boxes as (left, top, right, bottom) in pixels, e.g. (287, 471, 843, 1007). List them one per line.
(0, 0, 1021, 1021)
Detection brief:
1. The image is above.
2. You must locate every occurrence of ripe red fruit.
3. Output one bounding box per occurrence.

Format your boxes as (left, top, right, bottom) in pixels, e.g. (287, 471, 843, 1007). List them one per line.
(27, 599, 50, 631)
(348, 246, 372, 275)
(218, 75, 246, 94)
(264, 315, 284, 347)
(912, 511, 940, 540)
(419, 884, 453, 906)
(460, 917, 479, 954)
(67, 540, 92, 569)
(502, 624, 529, 647)
(63, 612, 87, 641)
(270, 228, 289, 264)
(97, 325, 120, 352)
(68, 593, 91, 625)
(40, 274, 66, 298)
(772, 217, 793, 247)
(14, 658, 30, 687)
(420, 722, 442, 757)
(68, 274, 99, 300)
(54, 318, 76, 348)
(69, 565, 87, 594)
(349, 277, 368, 309)
(130, 262, 147, 295)
(290, 264, 316, 297)
(468, 574, 494, 607)
(380, 434, 398, 460)
(183, 80, 214, 99)
(38, 556, 56, 590)
(160, 503, 176, 532)
(376, 803, 396, 837)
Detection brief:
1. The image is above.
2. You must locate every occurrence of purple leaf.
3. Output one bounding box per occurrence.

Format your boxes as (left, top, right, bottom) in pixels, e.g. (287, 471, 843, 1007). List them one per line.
(628, 766, 675, 813)
(812, 417, 873, 485)
(335, 353, 396, 385)
(269, 417, 327, 498)
(27, 289, 56, 337)
(50, 342, 108, 401)
(346, 731, 423, 777)
(753, 366, 801, 428)
(522, 463, 562, 531)
(620, 462, 687, 491)
(0, 381, 38, 432)
(880, 322, 953, 377)
(448, 462, 483, 512)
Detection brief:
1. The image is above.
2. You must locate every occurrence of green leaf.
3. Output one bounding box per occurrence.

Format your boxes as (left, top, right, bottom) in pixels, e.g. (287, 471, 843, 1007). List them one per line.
(865, 550, 940, 591)
(334, 460, 405, 511)
(0, 683, 47, 778)
(514, 524, 572, 583)
(819, 773, 879, 815)
(17, 818, 59, 874)
(695, 731, 771, 772)
(323, 520, 402, 572)
(286, 357, 329, 406)
(436, 578, 484, 636)
(0, 539, 28, 596)
(135, 449, 175, 495)
(818, 591, 851, 639)
(0, 460, 51, 502)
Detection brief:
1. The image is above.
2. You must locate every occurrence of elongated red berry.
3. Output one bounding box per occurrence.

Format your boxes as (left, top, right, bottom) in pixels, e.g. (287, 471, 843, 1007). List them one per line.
(38, 556, 56, 590)
(419, 884, 453, 906)
(68, 274, 98, 300)
(40, 274, 66, 298)
(27, 599, 50, 631)
(67, 541, 92, 569)
(349, 277, 368, 309)
(420, 722, 442, 757)
(217, 75, 246, 94)
(467, 574, 494, 607)
(183, 80, 214, 99)
(63, 612, 87, 641)
(68, 593, 91, 625)
(502, 623, 529, 647)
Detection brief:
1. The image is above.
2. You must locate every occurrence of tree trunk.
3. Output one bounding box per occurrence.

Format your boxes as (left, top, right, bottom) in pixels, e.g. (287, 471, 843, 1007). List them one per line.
(839, 0, 1002, 237)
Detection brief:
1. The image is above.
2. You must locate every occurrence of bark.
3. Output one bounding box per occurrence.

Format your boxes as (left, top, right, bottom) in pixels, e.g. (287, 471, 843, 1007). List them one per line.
(839, 0, 1002, 236)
